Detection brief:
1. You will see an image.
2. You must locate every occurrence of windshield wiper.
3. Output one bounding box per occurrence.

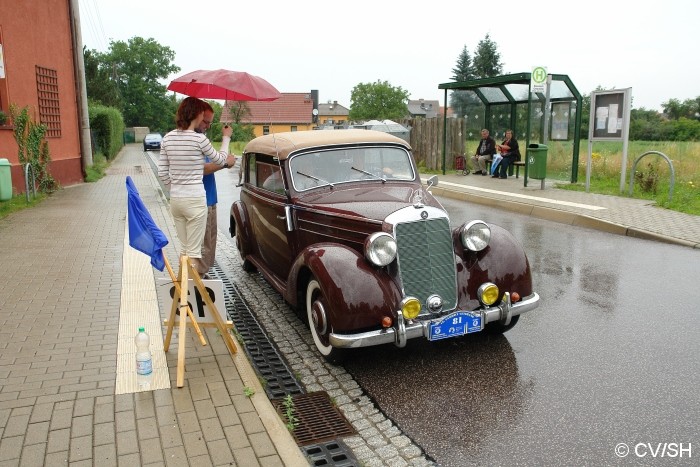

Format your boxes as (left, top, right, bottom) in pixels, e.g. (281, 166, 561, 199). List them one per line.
(351, 166, 386, 183)
(296, 171, 334, 188)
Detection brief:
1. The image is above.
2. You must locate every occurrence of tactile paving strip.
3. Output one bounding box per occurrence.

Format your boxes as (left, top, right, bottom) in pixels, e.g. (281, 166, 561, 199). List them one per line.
(271, 392, 357, 446)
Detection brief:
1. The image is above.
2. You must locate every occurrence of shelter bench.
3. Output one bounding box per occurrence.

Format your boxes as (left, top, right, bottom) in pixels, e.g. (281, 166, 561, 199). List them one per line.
(485, 159, 526, 178)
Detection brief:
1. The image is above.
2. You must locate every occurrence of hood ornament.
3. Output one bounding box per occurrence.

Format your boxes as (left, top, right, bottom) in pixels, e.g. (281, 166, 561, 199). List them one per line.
(412, 189, 424, 208)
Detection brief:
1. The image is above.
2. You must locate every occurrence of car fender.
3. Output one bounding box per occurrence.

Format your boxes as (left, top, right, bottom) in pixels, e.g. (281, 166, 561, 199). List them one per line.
(454, 223, 533, 306)
(230, 201, 254, 257)
(287, 243, 403, 332)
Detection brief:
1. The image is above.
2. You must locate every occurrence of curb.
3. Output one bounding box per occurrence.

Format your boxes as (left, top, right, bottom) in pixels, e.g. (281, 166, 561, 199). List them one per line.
(430, 185, 700, 249)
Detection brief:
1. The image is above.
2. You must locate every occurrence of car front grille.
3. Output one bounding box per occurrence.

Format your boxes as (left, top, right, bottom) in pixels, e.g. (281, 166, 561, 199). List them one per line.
(394, 217, 457, 315)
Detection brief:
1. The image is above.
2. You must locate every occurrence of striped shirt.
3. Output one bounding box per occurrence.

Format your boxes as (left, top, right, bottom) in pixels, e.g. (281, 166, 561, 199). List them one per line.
(158, 130, 229, 198)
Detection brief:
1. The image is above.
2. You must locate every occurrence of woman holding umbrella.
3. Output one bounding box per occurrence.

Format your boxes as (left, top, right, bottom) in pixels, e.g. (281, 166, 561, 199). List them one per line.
(158, 97, 236, 276)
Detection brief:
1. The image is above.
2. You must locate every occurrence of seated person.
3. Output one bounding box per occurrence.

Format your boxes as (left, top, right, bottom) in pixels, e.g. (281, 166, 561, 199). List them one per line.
(470, 129, 496, 176)
(261, 167, 284, 193)
(492, 129, 521, 179)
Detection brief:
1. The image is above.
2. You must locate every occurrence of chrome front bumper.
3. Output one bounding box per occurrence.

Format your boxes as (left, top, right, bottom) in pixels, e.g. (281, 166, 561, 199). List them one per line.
(329, 292, 540, 349)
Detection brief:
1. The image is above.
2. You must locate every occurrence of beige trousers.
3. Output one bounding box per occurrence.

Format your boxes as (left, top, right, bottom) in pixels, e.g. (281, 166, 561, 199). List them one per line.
(200, 204, 218, 274)
(170, 196, 207, 274)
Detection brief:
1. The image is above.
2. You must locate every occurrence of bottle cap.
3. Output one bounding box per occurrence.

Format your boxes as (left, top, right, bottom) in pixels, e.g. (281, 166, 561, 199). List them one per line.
(139, 327, 145, 332)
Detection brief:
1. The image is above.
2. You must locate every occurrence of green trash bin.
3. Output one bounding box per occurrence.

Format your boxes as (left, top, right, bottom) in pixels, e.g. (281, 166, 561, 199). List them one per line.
(0, 158, 12, 201)
(526, 144, 548, 179)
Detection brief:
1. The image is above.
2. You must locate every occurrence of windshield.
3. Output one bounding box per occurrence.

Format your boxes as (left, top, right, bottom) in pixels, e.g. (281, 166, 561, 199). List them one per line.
(289, 146, 415, 191)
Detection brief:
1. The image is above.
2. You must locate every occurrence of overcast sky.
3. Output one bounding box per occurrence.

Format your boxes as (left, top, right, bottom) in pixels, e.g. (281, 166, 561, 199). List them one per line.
(77, 0, 698, 112)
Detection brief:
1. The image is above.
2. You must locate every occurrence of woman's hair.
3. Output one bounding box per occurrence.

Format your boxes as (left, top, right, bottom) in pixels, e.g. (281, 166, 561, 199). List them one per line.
(175, 97, 210, 129)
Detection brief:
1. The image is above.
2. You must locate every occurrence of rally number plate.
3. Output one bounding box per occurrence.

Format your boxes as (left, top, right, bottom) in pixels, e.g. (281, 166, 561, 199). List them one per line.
(428, 311, 482, 341)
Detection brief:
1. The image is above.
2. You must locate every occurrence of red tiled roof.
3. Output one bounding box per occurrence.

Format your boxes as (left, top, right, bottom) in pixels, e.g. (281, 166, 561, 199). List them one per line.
(221, 93, 314, 124)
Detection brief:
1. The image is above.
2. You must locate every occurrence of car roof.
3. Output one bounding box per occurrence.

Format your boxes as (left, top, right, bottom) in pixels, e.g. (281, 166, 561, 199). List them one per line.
(243, 129, 411, 160)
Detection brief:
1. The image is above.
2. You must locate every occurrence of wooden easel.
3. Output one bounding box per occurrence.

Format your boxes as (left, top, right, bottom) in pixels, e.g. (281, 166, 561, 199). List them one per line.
(163, 255, 237, 387)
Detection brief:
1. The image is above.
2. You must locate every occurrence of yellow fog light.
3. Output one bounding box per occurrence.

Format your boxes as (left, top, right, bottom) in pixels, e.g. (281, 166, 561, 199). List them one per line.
(401, 297, 422, 320)
(478, 283, 499, 306)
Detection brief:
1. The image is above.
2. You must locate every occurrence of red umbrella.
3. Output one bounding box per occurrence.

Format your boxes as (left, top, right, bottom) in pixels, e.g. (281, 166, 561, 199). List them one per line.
(167, 69, 282, 101)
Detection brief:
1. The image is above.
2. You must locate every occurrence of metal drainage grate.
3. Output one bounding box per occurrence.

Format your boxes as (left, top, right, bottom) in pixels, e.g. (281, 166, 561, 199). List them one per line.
(303, 439, 360, 467)
(212, 264, 359, 464)
(211, 265, 304, 399)
(271, 392, 357, 446)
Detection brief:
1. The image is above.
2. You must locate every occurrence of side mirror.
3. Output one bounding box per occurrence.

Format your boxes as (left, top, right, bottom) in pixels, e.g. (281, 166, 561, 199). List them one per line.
(427, 175, 439, 188)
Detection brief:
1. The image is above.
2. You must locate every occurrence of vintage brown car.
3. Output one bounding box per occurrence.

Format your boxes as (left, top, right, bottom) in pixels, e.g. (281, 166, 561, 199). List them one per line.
(230, 129, 539, 362)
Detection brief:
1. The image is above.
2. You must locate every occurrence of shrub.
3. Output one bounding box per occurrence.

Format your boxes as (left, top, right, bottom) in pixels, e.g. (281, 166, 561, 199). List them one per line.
(88, 103, 125, 159)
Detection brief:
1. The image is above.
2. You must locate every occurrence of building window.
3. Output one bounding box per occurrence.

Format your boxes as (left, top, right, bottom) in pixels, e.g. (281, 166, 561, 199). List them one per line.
(290, 126, 297, 132)
(35, 66, 61, 137)
(263, 125, 270, 135)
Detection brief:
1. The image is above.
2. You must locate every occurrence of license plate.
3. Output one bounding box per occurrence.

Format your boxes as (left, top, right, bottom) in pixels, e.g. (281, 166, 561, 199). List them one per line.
(428, 311, 482, 341)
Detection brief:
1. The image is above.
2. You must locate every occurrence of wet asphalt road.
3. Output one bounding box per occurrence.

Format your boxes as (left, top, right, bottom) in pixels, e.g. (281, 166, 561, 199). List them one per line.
(214, 167, 700, 465)
(345, 197, 700, 466)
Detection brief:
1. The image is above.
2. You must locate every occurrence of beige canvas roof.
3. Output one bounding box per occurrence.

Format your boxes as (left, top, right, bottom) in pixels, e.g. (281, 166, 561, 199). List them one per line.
(243, 129, 412, 160)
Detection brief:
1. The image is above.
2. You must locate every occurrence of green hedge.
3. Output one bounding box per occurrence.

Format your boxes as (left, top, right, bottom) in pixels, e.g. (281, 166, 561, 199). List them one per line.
(88, 103, 125, 159)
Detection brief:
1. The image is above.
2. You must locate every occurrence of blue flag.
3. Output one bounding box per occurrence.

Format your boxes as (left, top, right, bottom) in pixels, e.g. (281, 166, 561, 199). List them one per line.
(126, 176, 169, 271)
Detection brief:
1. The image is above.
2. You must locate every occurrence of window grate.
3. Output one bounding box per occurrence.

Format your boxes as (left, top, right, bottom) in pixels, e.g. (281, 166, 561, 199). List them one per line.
(35, 66, 61, 137)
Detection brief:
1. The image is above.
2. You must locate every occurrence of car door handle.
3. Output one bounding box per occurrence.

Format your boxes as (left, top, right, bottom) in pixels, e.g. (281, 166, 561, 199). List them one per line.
(276, 215, 286, 220)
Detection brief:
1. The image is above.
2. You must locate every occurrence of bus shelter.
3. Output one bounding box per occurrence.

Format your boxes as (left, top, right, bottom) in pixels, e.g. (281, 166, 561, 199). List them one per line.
(439, 72, 583, 183)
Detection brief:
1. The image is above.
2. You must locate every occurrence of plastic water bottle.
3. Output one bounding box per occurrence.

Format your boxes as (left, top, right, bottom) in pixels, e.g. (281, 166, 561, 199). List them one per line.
(135, 327, 152, 375)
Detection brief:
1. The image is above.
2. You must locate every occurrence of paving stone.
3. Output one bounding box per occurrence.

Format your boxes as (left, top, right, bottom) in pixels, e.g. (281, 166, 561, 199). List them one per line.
(249, 432, 277, 458)
(2, 412, 29, 438)
(207, 438, 234, 465)
(137, 416, 159, 440)
(93, 422, 116, 446)
(115, 430, 139, 456)
(139, 437, 165, 465)
(231, 445, 258, 467)
(155, 404, 177, 427)
(162, 445, 189, 467)
(69, 434, 93, 462)
(214, 404, 240, 427)
(93, 443, 117, 467)
(0, 435, 23, 462)
(115, 410, 136, 432)
(24, 421, 50, 446)
(159, 423, 184, 449)
(71, 414, 93, 438)
(44, 450, 69, 466)
(47, 428, 70, 454)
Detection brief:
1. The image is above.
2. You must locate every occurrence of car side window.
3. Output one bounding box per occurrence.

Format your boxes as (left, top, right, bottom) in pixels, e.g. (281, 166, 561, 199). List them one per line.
(252, 154, 284, 194)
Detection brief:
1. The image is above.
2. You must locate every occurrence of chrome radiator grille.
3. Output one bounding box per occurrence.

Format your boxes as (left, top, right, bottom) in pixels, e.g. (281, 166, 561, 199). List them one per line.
(394, 217, 457, 313)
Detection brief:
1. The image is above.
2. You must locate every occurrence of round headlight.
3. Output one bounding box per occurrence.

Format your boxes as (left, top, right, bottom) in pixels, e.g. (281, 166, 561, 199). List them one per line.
(478, 283, 499, 306)
(365, 232, 397, 267)
(401, 297, 422, 320)
(460, 220, 491, 252)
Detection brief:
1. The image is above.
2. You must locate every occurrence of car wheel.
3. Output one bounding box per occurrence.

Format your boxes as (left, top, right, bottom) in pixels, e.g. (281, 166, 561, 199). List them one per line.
(484, 314, 519, 334)
(306, 278, 345, 364)
(143, 145, 147, 151)
(234, 233, 256, 272)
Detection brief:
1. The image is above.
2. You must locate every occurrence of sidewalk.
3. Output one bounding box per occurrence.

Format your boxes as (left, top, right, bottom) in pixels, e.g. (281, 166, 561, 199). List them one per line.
(1, 145, 698, 467)
(428, 171, 700, 249)
(0, 145, 307, 466)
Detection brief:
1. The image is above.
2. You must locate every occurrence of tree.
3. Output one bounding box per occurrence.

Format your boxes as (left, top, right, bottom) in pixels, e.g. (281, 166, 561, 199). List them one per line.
(348, 80, 410, 122)
(449, 46, 475, 118)
(451, 46, 474, 82)
(448, 35, 503, 119)
(84, 37, 180, 133)
(472, 34, 503, 79)
(662, 97, 700, 121)
(83, 47, 120, 107)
